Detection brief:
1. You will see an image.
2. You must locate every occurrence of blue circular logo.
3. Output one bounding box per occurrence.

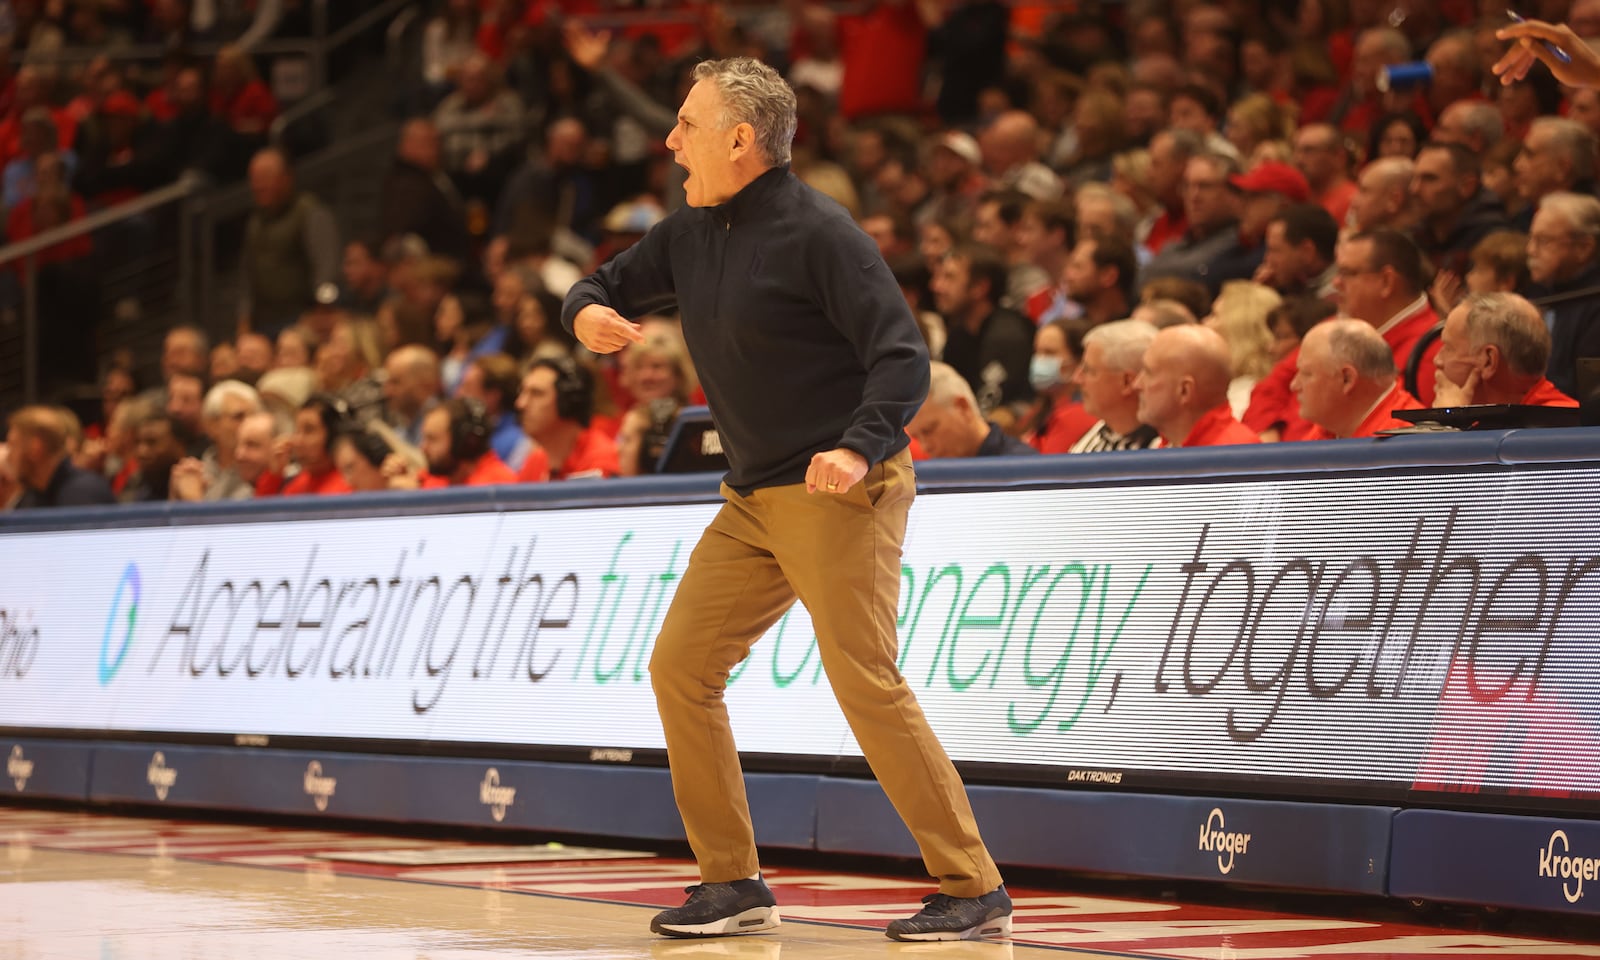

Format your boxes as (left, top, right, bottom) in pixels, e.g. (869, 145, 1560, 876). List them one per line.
(100, 563, 140, 685)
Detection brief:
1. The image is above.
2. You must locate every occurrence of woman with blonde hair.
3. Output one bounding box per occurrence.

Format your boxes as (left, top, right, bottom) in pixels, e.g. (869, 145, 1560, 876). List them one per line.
(1205, 281, 1282, 416)
(1110, 148, 1156, 218)
(621, 324, 699, 411)
(1225, 93, 1294, 165)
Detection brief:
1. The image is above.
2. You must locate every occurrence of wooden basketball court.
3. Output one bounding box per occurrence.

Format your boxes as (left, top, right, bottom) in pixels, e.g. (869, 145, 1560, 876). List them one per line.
(3, 807, 1599, 959)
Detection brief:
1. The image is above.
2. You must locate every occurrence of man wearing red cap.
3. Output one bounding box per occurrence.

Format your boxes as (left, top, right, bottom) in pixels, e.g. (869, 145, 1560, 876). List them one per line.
(1204, 160, 1312, 294)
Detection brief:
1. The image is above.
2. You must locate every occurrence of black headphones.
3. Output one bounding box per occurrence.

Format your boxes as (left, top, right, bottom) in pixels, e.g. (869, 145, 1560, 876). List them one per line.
(449, 396, 492, 461)
(344, 428, 393, 468)
(304, 393, 353, 456)
(534, 356, 592, 426)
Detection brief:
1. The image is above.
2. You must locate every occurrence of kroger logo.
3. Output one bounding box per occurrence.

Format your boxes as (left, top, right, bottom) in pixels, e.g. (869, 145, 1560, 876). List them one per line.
(303, 761, 337, 812)
(1540, 830, 1599, 903)
(147, 751, 176, 801)
(7, 746, 33, 791)
(479, 768, 516, 822)
(100, 563, 141, 685)
(1198, 808, 1252, 875)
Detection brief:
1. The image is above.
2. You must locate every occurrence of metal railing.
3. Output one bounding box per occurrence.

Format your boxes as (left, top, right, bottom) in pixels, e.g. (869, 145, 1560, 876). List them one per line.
(0, 177, 203, 408)
(22, 0, 420, 105)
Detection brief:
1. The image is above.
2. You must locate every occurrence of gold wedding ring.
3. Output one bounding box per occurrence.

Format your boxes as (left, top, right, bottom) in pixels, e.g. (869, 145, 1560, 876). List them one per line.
(826, 481, 838, 489)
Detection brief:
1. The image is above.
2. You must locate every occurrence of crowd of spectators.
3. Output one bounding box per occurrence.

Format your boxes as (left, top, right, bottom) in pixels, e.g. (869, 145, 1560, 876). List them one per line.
(5, 0, 1600, 509)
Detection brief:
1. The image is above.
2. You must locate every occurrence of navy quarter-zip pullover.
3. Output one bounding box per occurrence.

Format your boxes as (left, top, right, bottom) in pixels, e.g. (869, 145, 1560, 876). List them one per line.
(562, 165, 930, 492)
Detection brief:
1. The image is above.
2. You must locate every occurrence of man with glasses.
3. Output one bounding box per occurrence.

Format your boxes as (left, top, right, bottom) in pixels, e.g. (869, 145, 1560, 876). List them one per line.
(1140, 150, 1239, 291)
(1333, 229, 1443, 404)
(1512, 118, 1598, 231)
(1526, 191, 1600, 397)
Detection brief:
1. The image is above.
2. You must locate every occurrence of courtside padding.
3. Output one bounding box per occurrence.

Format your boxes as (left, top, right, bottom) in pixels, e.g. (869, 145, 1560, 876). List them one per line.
(1390, 810, 1600, 916)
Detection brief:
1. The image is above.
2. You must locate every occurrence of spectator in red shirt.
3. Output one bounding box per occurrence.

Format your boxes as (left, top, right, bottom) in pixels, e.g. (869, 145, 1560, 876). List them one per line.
(0, 66, 76, 171)
(1292, 124, 1359, 227)
(282, 395, 353, 495)
(513, 356, 619, 481)
(233, 411, 286, 497)
(1021, 318, 1096, 454)
(1135, 324, 1260, 448)
(415, 398, 518, 487)
(1333, 228, 1442, 404)
(143, 51, 188, 123)
(7, 152, 92, 269)
(66, 55, 118, 126)
(1433, 293, 1579, 409)
(210, 44, 278, 140)
(1140, 129, 1203, 256)
(1292, 319, 1422, 440)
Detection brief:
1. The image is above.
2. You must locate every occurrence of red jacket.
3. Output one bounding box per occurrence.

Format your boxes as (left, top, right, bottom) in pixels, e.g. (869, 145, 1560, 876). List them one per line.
(421, 452, 518, 488)
(1304, 382, 1424, 440)
(1177, 404, 1261, 448)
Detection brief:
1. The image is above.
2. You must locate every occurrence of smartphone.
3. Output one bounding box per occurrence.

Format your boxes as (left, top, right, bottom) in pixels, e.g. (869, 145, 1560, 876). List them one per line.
(1507, 10, 1573, 65)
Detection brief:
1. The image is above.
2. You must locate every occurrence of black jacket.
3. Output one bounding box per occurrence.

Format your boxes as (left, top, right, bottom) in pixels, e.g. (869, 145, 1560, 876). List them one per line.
(380, 160, 470, 262)
(1531, 261, 1600, 399)
(16, 457, 114, 509)
(1414, 188, 1509, 278)
(563, 166, 927, 492)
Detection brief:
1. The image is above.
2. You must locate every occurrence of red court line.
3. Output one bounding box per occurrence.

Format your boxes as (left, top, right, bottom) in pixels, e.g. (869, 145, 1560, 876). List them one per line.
(5, 810, 1599, 959)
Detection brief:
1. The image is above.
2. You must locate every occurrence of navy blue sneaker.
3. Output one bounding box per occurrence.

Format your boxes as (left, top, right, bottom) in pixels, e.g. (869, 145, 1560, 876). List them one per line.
(650, 877, 781, 938)
(885, 886, 1012, 941)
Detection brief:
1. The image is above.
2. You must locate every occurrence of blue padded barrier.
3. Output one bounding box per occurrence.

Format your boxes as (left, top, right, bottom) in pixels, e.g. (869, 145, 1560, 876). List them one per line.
(816, 778, 1394, 894)
(1391, 810, 1600, 916)
(0, 738, 93, 801)
(81, 744, 817, 848)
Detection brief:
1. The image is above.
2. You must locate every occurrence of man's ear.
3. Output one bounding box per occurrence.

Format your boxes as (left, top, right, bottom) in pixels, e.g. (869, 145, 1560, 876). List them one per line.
(1479, 342, 1503, 380)
(1339, 362, 1358, 394)
(729, 121, 756, 160)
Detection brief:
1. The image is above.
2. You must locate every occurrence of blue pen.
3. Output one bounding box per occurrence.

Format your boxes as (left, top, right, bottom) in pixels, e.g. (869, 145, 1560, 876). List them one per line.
(1507, 10, 1573, 65)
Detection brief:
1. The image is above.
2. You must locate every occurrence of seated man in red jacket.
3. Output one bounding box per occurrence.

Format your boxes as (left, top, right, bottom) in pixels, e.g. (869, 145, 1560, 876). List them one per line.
(1134, 324, 1260, 448)
(1433, 293, 1580, 408)
(418, 398, 518, 488)
(1292, 319, 1423, 440)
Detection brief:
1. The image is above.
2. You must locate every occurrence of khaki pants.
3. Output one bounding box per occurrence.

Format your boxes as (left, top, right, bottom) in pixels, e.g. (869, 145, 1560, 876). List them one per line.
(649, 447, 1003, 898)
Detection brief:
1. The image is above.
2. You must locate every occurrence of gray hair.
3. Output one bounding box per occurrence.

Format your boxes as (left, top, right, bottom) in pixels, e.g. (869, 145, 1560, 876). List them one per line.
(202, 379, 263, 420)
(1322, 318, 1395, 381)
(1442, 101, 1503, 149)
(925, 360, 979, 409)
(1075, 183, 1141, 244)
(1462, 292, 1551, 377)
(1157, 128, 1205, 163)
(691, 58, 798, 166)
(1360, 26, 1412, 61)
(1531, 117, 1599, 185)
(1363, 156, 1415, 193)
(1083, 319, 1159, 373)
(1190, 150, 1241, 180)
(1537, 190, 1600, 241)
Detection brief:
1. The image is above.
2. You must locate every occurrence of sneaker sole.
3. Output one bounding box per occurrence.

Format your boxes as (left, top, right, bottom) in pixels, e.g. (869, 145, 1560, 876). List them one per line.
(885, 913, 1012, 942)
(651, 906, 781, 938)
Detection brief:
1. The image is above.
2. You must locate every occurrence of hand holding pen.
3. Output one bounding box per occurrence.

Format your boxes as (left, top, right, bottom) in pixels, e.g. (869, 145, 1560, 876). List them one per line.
(1494, 16, 1600, 89)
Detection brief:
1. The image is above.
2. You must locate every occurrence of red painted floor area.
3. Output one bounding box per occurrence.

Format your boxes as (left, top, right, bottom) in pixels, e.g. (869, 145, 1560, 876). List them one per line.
(3, 807, 1598, 958)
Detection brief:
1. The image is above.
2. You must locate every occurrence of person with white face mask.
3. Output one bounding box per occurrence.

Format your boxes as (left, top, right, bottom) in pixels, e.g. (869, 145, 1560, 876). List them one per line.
(1019, 317, 1097, 453)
